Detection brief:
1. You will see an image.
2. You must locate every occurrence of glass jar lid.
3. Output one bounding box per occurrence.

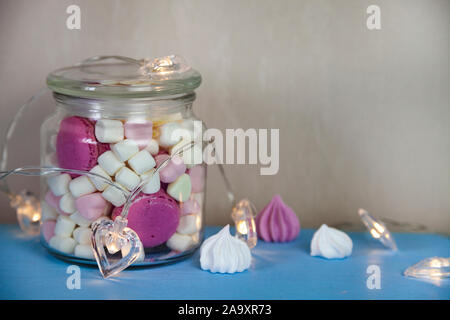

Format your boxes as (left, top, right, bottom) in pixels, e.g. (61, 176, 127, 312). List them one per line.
(47, 55, 202, 99)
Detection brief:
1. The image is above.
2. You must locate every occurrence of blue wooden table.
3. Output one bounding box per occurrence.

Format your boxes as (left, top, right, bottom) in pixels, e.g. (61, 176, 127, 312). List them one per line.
(0, 225, 448, 300)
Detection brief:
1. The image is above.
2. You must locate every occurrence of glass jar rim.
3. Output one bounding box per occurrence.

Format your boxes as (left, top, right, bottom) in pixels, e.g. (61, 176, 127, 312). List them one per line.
(53, 92, 196, 118)
(47, 55, 202, 99)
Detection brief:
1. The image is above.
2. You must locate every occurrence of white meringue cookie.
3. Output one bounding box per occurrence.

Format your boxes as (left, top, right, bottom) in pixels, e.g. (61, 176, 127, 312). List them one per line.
(310, 224, 353, 259)
(200, 225, 251, 274)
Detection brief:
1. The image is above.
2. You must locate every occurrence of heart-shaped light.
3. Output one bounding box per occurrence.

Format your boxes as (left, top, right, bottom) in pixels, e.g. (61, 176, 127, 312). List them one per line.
(91, 216, 143, 278)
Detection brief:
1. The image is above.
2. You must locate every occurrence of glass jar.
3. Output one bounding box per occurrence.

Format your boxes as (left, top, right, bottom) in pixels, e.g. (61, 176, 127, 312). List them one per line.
(40, 56, 206, 265)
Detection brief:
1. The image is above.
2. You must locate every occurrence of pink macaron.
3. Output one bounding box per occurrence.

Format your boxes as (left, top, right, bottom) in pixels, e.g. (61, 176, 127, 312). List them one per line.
(56, 116, 105, 174)
(97, 141, 111, 156)
(112, 189, 180, 248)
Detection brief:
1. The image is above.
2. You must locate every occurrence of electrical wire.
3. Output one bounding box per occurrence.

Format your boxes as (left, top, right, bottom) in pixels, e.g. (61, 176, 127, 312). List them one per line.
(0, 88, 48, 195)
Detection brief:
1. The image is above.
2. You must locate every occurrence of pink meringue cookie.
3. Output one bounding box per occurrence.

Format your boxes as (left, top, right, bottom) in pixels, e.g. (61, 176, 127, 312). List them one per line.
(124, 120, 153, 150)
(188, 165, 205, 193)
(75, 193, 110, 221)
(159, 155, 186, 183)
(255, 195, 300, 242)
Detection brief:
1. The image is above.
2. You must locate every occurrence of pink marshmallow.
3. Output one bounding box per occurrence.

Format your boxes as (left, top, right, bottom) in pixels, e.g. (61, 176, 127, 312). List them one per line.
(44, 191, 65, 215)
(42, 220, 56, 242)
(159, 155, 186, 183)
(189, 165, 205, 193)
(124, 120, 153, 150)
(75, 193, 109, 221)
(180, 199, 200, 215)
(155, 154, 169, 167)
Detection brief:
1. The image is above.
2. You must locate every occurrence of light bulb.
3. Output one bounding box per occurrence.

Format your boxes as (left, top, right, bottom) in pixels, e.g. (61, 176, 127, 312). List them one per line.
(231, 199, 258, 249)
(10, 190, 41, 236)
(105, 215, 128, 254)
(358, 208, 397, 250)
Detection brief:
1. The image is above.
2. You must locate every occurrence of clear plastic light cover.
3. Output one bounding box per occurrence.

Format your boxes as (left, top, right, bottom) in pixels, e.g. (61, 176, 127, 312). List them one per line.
(231, 199, 258, 248)
(404, 257, 450, 280)
(10, 190, 41, 236)
(91, 216, 143, 278)
(358, 208, 397, 250)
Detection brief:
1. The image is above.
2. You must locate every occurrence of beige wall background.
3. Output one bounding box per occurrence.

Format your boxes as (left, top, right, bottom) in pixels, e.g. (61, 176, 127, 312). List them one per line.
(0, 0, 449, 233)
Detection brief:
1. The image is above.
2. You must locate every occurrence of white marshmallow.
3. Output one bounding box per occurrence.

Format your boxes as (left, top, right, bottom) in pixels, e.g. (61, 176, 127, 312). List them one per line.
(59, 193, 76, 214)
(128, 150, 156, 174)
(41, 202, 58, 221)
(167, 233, 196, 252)
(141, 169, 160, 194)
(74, 244, 94, 259)
(48, 235, 64, 250)
(171, 142, 203, 168)
(47, 174, 71, 196)
(73, 227, 92, 245)
(59, 237, 77, 254)
(95, 119, 124, 143)
(191, 192, 204, 204)
(121, 240, 145, 262)
(115, 167, 141, 191)
(111, 139, 139, 162)
(145, 139, 159, 155)
(196, 213, 203, 231)
(179, 119, 202, 142)
(89, 165, 112, 191)
(69, 211, 91, 227)
(191, 232, 200, 245)
(98, 151, 125, 175)
(49, 235, 77, 254)
(158, 122, 188, 148)
(177, 214, 200, 235)
(54, 215, 76, 237)
(101, 185, 127, 207)
(69, 176, 96, 198)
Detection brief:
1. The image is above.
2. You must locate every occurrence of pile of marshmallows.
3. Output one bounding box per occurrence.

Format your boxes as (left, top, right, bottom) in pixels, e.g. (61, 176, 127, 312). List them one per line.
(41, 116, 205, 260)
